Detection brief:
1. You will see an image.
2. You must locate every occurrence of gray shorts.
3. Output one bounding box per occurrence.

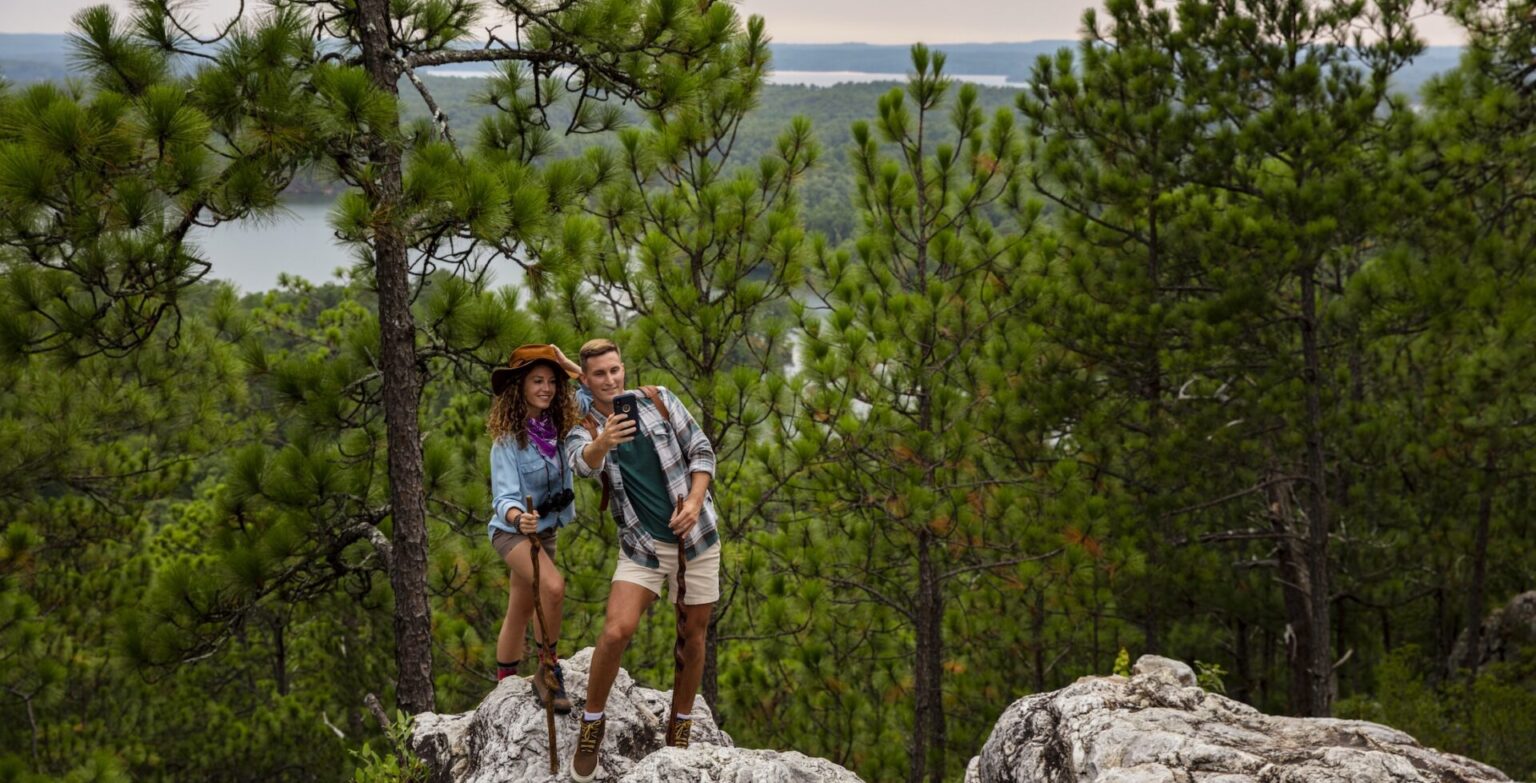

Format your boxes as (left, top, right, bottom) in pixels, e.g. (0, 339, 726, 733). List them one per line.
(491, 526, 558, 564)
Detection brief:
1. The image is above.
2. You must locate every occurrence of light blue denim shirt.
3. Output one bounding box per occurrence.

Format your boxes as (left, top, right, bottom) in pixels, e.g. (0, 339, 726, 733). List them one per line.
(487, 436, 575, 541)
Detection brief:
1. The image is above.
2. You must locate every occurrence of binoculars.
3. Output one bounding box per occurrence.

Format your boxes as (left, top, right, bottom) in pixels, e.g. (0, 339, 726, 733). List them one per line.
(535, 488, 575, 516)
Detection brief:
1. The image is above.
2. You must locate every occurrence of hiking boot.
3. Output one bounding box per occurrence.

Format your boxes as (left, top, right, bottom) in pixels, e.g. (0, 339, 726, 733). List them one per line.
(665, 715, 693, 748)
(569, 715, 605, 782)
(532, 661, 572, 714)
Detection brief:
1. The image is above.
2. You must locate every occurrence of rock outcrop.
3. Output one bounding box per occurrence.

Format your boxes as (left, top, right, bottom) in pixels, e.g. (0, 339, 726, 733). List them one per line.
(409, 647, 864, 783)
(416, 647, 1515, 782)
(965, 654, 1511, 783)
(623, 746, 866, 782)
(1453, 590, 1536, 670)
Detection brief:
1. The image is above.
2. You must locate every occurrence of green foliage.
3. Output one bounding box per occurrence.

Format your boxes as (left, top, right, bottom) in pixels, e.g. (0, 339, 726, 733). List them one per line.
(763, 44, 1048, 781)
(1337, 647, 1536, 781)
(1, 1, 1535, 782)
(385, 72, 1024, 245)
(349, 712, 429, 783)
(1195, 661, 1228, 695)
(1113, 648, 1131, 677)
(518, 11, 828, 717)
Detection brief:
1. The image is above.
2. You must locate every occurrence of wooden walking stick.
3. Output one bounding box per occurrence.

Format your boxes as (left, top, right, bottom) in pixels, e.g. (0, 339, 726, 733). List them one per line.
(525, 495, 559, 775)
(672, 496, 689, 678)
(666, 495, 694, 748)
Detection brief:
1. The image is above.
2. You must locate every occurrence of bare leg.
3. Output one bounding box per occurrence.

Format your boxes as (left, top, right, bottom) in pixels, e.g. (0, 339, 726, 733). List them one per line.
(584, 581, 657, 714)
(497, 538, 565, 662)
(496, 574, 535, 665)
(670, 602, 714, 716)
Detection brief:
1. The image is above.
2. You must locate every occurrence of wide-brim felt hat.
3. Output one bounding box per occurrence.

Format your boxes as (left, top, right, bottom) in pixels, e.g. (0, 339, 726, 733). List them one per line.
(491, 344, 581, 396)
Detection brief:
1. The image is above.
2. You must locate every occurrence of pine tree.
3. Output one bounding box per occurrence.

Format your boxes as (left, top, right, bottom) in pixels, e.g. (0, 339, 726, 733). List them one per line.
(1180, 0, 1421, 715)
(788, 46, 1038, 782)
(570, 15, 819, 716)
(1413, 0, 1536, 674)
(1346, 0, 1536, 679)
(1015, 0, 1251, 674)
(1, 0, 762, 714)
(0, 8, 300, 358)
(1021, 0, 1423, 715)
(0, 286, 260, 779)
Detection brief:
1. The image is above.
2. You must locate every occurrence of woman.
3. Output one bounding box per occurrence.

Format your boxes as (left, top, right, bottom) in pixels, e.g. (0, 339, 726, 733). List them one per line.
(487, 344, 583, 713)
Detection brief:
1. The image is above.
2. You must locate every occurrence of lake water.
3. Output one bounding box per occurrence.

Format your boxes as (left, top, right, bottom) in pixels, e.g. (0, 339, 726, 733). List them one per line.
(195, 199, 525, 294)
(198, 63, 1025, 293)
(194, 199, 355, 293)
(768, 70, 1023, 87)
(427, 68, 1025, 88)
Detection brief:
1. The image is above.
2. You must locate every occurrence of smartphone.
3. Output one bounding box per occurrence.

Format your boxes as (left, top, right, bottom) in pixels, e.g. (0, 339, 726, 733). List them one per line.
(611, 392, 639, 419)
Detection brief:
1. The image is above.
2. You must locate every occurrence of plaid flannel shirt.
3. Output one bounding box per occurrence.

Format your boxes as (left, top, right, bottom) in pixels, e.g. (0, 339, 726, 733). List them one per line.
(564, 385, 720, 567)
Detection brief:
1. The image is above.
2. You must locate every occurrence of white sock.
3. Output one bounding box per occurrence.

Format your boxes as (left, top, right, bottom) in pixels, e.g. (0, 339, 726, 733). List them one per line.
(675, 712, 690, 721)
(584, 711, 604, 722)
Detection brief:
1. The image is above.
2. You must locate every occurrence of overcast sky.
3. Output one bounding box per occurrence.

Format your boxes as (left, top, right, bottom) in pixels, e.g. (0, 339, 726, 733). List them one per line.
(0, 0, 1466, 45)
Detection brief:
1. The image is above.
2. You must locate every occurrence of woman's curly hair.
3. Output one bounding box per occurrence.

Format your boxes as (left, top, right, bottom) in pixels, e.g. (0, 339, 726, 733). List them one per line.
(487, 360, 580, 447)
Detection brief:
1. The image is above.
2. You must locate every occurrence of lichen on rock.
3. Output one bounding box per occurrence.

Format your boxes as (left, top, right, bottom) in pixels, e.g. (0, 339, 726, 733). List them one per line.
(409, 647, 863, 783)
(964, 654, 1511, 783)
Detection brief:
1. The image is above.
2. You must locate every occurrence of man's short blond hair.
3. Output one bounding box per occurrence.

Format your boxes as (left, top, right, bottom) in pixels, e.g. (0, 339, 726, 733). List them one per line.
(579, 338, 620, 368)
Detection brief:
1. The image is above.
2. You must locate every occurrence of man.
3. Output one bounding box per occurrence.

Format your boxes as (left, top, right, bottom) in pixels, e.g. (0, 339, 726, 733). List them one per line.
(564, 338, 721, 782)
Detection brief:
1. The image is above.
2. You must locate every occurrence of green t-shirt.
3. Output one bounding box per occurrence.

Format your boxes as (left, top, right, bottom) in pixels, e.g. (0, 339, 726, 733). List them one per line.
(613, 423, 679, 544)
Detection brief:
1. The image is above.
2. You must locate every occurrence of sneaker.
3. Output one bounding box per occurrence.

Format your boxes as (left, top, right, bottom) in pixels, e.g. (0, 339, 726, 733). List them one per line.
(532, 661, 572, 714)
(666, 716, 693, 748)
(570, 715, 605, 782)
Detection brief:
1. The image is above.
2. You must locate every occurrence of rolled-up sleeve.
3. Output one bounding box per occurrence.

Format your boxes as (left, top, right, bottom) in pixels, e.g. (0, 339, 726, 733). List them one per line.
(662, 386, 715, 478)
(489, 442, 526, 526)
(566, 424, 602, 478)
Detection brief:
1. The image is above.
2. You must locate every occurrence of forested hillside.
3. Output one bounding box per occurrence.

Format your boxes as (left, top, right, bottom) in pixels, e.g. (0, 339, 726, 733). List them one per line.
(1, 1, 1533, 782)
(0, 33, 1464, 242)
(383, 77, 1023, 243)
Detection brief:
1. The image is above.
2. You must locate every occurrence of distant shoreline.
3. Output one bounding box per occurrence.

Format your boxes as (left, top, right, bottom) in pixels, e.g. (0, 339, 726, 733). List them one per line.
(425, 68, 1029, 88)
(0, 34, 1462, 92)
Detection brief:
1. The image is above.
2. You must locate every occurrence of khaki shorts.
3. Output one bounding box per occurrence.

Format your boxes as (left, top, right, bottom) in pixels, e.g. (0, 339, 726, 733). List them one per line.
(492, 526, 558, 564)
(612, 541, 721, 605)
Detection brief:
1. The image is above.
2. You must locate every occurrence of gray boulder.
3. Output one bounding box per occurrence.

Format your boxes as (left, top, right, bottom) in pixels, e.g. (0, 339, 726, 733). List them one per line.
(1453, 590, 1536, 669)
(624, 746, 865, 782)
(410, 646, 863, 782)
(965, 654, 1511, 783)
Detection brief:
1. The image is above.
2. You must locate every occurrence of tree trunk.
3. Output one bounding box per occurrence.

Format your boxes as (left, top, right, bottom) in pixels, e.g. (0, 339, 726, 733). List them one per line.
(1266, 476, 1317, 716)
(1379, 605, 1391, 654)
(1032, 590, 1046, 693)
(1435, 585, 1450, 677)
(1298, 267, 1332, 716)
(357, 0, 435, 715)
(1261, 625, 1274, 707)
(912, 532, 946, 783)
(273, 617, 288, 697)
(1463, 449, 1496, 673)
(1233, 617, 1251, 704)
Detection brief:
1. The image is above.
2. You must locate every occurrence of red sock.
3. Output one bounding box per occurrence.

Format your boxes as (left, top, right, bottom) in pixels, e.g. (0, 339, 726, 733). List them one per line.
(496, 661, 519, 681)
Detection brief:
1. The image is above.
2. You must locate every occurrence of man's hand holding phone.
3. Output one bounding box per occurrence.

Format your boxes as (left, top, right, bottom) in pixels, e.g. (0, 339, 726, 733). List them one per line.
(596, 397, 638, 451)
(582, 392, 638, 470)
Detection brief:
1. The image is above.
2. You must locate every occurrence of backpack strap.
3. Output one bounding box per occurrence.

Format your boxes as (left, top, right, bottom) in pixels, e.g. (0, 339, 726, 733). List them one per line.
(640, 385, 670, 427)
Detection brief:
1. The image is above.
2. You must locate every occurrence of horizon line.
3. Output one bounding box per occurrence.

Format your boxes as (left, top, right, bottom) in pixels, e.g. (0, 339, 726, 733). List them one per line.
(0, 31, 1468, 48)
